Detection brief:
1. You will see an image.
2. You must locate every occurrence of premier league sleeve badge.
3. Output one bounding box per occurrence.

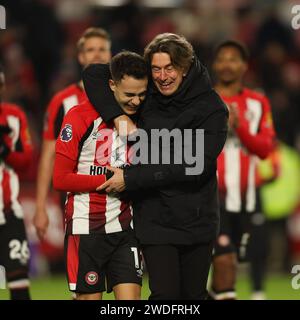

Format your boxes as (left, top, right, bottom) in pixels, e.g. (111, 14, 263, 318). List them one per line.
(60, 124, 73, 142)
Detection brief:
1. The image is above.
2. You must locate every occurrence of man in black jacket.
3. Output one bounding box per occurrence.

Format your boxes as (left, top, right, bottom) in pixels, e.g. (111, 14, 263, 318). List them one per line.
(83, 33, 228, 300)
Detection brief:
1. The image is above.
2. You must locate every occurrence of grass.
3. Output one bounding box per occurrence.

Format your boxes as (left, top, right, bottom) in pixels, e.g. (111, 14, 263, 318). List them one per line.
(0, 272, 299, 300)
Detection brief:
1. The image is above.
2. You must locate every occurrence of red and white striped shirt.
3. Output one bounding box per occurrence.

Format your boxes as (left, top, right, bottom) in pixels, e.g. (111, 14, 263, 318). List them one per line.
(54, 100, 133, 235)
(217, 88, 275, 213)
(0, 103, 33, 225)
(43, 84, 86, 141)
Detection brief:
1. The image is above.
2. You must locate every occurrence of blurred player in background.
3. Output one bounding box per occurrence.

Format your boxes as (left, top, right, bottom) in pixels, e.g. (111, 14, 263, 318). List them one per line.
(209, 40, 276, 300)
(33, 27, 111, 240)
(0, 65, 33, 299)
(53, 52, 147, 300)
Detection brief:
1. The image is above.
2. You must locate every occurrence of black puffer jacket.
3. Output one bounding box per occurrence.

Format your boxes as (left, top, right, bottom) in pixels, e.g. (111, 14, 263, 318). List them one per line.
(83, 59, 228, 245)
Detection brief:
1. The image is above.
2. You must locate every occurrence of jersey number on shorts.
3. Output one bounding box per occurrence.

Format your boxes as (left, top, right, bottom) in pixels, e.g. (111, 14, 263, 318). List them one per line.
(9, 239, 30, 264)
(130, 247, 140, 269)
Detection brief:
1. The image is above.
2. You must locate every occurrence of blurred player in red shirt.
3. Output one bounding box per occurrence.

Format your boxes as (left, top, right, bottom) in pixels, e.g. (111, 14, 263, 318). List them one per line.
(53, 52, 148, 300)
(0, 65, 33, 299)
(210, 41, 276, 299)
(33, 28, 111, 240)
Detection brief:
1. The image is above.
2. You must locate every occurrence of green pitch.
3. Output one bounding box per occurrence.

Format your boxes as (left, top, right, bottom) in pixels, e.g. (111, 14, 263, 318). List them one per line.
(0, 273, 299, 300)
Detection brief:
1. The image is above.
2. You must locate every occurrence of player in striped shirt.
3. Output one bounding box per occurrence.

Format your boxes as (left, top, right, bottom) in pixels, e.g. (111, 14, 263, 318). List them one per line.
(209, 41, 276, 300)
(53, 52, 148, 300)
(33, 27, 112, 240)
(0, 65, 33, 299)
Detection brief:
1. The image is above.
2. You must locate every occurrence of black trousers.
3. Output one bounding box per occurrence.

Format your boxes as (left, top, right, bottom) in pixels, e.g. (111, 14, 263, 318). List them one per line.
(142, 242, 213, 300)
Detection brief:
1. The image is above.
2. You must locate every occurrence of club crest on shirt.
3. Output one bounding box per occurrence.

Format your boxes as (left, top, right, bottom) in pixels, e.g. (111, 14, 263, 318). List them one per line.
(60, 124, 73, 142)
(85, 271, 99, 285)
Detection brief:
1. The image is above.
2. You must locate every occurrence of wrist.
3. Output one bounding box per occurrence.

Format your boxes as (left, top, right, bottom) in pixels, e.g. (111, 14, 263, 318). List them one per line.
(36, 202, 46, 211)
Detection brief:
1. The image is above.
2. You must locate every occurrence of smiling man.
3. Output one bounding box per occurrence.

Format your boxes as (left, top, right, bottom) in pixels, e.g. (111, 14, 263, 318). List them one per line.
(108, 55, 148, 115)
(34, 27, 112, 240)
(53, 51, 148, 300)
(151, 52, 189, 96)
(83, 33, 228, 300)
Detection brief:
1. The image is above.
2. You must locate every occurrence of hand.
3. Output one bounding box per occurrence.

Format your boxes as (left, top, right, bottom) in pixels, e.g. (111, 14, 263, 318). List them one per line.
(97, 166, 125, 193)
(114, 115, 137, 138)
(33, 207, 49, 240)
(227, 103, 239, 129)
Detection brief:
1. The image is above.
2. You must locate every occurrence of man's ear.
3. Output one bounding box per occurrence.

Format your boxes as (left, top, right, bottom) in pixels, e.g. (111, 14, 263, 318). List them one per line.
(109, 79, 116, 92)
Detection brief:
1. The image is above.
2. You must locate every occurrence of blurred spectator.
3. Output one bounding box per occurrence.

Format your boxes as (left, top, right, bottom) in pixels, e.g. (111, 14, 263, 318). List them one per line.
(256, 9, 294, 53)
(252, 40, 300, 150)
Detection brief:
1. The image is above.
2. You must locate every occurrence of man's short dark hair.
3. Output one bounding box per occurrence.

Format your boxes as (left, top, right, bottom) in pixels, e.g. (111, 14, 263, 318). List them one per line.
(144, 33, 194, 73)
(213, 40, 249, 62)
(110, 51, 148, 83)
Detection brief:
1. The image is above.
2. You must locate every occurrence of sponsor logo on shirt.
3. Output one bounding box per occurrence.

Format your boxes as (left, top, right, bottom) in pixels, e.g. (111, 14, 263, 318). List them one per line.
(89, 165, 107, 175)
(60, 124, 73, 142)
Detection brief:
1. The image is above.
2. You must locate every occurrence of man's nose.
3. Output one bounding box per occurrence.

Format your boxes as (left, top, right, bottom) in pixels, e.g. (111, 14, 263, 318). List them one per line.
(94, 51, 105, 63)
(131, 96, 140, 106)
(158, 69, 168, 81)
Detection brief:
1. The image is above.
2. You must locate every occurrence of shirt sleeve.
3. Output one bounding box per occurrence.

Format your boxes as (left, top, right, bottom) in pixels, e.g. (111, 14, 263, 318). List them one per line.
(43, 94, 64, 141)
(53, 153, 106, 192)
(55, 109, 84, 161)
(54, 109, 106, 192)
(235, 96, 276, 159)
